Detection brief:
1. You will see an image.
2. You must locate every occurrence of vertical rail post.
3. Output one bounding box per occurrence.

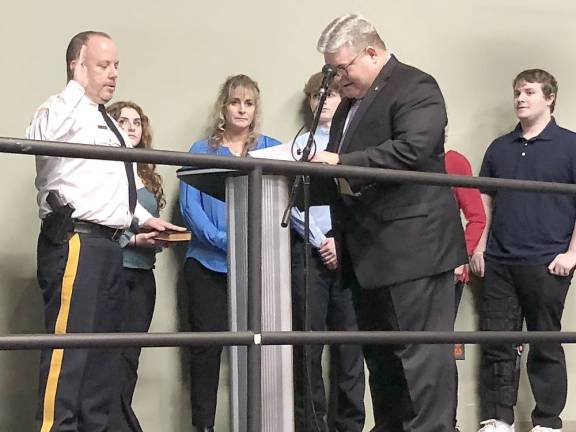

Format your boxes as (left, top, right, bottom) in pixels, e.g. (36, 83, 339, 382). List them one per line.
(247, 167, 263, 432)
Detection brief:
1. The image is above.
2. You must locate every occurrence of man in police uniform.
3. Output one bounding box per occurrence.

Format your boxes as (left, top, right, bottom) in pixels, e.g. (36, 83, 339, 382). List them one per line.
(27, 31, 182, 431)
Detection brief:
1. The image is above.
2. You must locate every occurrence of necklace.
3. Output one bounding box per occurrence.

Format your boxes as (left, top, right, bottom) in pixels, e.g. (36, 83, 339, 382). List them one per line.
(223, 140, 244, 157)
(229, 149, 241, 157)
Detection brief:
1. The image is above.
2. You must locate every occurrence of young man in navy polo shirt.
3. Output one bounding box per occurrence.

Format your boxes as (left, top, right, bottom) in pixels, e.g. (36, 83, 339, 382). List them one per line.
(471, 69, 576, 432)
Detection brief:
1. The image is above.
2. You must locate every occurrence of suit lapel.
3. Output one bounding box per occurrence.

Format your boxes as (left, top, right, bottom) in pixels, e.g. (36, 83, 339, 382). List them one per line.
(338, 55, 399, 154)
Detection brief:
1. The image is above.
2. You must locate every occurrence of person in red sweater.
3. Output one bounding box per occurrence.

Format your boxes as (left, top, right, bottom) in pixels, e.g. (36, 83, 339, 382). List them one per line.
(445, 149, 486, 307)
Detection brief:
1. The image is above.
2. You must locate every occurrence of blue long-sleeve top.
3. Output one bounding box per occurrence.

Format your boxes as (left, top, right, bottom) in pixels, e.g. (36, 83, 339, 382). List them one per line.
(179, 135, 281, 273)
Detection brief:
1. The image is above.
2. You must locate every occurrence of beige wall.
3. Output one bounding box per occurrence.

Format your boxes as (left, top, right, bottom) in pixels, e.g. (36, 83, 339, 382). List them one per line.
(1, 1, 576, 430)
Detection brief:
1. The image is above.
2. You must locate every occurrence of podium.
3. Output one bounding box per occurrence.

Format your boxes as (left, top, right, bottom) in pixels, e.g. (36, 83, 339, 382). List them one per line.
(178, 168, 294, 432)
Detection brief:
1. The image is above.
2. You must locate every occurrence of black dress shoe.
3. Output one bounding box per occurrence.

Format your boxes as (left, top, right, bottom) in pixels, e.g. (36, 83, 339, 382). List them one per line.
(192, 427, 214, 432)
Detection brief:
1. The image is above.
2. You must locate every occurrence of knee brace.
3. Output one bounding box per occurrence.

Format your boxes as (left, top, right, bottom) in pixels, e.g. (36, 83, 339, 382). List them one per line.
(481, 297, 522, 331)
(481, 296, 523, 406)
(483, 345, 523, 406)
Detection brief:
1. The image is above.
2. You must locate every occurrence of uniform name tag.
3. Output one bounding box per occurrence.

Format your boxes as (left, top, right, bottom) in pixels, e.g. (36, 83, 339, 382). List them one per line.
(97, 125, 108, 129)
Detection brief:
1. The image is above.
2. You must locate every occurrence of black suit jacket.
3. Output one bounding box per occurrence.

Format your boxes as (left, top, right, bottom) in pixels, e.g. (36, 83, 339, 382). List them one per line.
(326, 55, 467, 289)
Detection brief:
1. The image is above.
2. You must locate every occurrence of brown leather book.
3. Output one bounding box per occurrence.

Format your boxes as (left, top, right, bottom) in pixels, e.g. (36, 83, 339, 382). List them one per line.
(153, 230, 192, 242)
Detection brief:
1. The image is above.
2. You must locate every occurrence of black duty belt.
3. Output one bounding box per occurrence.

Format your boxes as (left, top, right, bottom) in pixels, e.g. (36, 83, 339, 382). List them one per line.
(73, 221, 124, 241)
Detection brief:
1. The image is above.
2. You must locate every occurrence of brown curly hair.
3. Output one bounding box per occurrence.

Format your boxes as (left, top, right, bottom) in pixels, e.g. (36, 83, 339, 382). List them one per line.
(207, 74, 262, 156)
(107, 101, 166, 209)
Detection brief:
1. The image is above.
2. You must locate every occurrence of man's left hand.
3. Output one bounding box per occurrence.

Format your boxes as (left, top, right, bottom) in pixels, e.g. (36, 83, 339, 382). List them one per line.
(312, 151, 340, 165)
(132, 231, 167, 248)
(548, 251, 576, 276)
(454, 264, 469, 283)
(142, 217, 186, 233)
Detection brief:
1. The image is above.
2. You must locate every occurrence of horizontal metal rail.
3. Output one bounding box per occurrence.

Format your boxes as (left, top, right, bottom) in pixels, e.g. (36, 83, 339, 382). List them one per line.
(1, 331, 575, 351)
(0, 332, 255, 350)
(262, 331, 576, 345)
(1, 137, 576, 194)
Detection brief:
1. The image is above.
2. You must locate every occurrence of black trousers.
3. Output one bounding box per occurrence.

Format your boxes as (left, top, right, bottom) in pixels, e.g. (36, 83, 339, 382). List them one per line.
(108, 268, 156, 432)
(479, 260, 571, 429)
(36, 232, 125, 432)
(183, 258, 228, 429)
(350, 270, 456, 432)
(291, 236, 365, 432)
(453, 279, 464, 427)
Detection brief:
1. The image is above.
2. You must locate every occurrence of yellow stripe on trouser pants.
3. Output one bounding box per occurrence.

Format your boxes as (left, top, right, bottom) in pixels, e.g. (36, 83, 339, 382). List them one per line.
(41, 234, 81, 432)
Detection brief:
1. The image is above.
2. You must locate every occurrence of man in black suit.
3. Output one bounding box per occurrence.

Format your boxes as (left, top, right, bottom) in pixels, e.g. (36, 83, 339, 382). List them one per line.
(313, 14, 467, 432)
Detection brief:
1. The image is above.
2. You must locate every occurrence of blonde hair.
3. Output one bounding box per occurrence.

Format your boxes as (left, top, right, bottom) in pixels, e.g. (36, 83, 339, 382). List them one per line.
(207, 75, 262, 156)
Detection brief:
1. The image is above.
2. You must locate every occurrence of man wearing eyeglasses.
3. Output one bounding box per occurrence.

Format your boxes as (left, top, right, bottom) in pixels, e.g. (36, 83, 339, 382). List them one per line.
(313, 14, 467, 432)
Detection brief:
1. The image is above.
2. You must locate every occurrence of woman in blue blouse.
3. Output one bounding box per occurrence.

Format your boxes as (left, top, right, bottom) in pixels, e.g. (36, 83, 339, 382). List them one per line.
(107, 101, 166, 432)
(179, 75, 280, 432)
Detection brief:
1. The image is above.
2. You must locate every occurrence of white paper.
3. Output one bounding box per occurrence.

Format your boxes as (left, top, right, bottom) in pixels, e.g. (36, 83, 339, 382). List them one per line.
(248, 143, 296, 161)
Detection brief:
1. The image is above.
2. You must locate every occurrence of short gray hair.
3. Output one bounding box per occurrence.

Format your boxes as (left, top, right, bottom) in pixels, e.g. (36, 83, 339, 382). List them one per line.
(317, 14, 386, 54)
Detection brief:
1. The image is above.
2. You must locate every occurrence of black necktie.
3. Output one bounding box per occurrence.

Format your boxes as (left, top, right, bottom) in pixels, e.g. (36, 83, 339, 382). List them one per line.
(98, 104, 137, 214)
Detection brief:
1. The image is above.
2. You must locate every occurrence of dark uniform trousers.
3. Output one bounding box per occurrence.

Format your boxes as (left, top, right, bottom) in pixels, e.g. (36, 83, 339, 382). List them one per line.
(480, 260, 571, 430)
(291, 236, 366, 432)
(348, 270, 456, 432)
(108, 268, 156, 432)
(36, 232, 125, 432)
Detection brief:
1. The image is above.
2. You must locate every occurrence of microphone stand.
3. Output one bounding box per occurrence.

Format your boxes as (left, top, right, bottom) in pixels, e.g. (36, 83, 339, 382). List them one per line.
(281, 69, 335, 432)
(281, 76, 333, 226)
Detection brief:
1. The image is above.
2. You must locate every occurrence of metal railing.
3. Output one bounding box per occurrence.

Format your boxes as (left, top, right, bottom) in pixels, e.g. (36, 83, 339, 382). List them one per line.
(2, 136, 576, 431)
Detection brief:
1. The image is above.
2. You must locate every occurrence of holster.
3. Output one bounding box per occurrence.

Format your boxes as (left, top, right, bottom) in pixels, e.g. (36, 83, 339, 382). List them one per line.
(41, 191, 75, 245)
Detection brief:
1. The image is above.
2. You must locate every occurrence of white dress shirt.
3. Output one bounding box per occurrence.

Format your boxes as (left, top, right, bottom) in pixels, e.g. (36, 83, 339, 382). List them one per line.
(27, 80, 152, 228)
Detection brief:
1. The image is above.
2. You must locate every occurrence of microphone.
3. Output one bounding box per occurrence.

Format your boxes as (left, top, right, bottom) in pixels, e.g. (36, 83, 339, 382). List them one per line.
(319, 64, 337, 94)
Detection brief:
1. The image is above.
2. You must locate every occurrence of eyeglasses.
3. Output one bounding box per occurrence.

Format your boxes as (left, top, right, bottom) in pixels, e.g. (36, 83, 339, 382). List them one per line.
(334, 48, 366, 76)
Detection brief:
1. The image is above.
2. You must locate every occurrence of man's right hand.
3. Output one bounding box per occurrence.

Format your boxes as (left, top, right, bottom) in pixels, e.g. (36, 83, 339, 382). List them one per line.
(141, 217, 186, 233)
(319, 237, 338, 270)
(469, 251, 485, 277)
(72, 45, 89, 89)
